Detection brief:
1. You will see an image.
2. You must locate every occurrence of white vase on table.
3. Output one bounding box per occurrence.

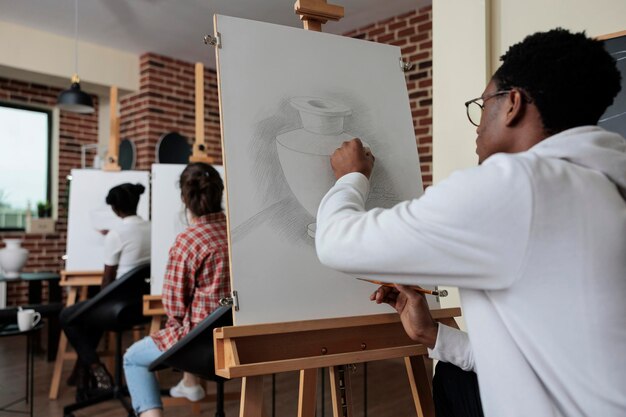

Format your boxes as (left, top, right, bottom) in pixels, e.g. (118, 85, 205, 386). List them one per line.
(0, 239, 29, 279)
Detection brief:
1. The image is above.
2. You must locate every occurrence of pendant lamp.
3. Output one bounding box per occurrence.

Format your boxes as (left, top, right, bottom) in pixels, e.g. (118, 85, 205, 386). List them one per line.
(57, 0, 94, 114)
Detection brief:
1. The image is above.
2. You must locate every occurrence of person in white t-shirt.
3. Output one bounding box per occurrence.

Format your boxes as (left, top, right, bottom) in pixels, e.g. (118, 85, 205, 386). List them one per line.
(60, 182, 151, 400)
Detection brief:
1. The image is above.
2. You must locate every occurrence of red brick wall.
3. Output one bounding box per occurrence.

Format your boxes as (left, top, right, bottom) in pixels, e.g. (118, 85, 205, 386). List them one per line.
(343, 5, 433, 187)
(0, 78, 99, 305)
(120, 53, 222, 169)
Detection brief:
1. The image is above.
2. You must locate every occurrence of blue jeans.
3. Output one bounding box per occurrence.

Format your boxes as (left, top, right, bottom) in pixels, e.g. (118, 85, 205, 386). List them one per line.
(123, 336, 163, 415)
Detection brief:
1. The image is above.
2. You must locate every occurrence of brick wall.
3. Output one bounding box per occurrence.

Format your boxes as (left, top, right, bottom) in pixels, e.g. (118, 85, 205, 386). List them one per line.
(343, 5, 433, 187)
(0, 78, 99, 305)
(120, 53, 222, 169)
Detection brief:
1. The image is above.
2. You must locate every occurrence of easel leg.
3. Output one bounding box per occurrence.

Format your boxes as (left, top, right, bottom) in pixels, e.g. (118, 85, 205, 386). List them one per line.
(240, 375, 264, 417)
(298, 368, 318, 417)
(329, 366, 353, 417)
(149, 316, 161, 335)
(405, 356, 435, 417)
(49, 287, 78, 399)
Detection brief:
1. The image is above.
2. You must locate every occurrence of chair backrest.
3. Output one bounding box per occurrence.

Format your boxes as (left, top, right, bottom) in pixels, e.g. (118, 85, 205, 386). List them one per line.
(149, 305, 233, 380)
(64, 263, 151, 330)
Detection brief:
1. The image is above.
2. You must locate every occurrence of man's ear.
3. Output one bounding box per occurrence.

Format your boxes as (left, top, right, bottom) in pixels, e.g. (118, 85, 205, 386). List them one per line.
(504, 89, 525, 127)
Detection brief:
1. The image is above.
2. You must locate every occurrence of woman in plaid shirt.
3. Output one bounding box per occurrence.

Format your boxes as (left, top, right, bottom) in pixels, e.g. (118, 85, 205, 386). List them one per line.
(123, 163, 230, 417)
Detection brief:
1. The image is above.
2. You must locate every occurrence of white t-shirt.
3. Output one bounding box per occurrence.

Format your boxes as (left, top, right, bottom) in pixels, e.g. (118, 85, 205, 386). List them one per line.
(103, 215, 151, 278)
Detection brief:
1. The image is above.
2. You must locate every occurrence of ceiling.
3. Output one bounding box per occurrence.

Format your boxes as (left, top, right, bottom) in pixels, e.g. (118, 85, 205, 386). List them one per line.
(0, 0, 429, 68)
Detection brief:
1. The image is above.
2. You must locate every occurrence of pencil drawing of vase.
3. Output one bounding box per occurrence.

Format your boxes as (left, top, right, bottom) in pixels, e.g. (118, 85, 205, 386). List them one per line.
(276, 97, 368, 238)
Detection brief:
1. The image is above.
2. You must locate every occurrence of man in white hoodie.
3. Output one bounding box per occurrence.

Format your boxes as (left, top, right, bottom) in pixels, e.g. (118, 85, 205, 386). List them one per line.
(316, 29, 626, 417)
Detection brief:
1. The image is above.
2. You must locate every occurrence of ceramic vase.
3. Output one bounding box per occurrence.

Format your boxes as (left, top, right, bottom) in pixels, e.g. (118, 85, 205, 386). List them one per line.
(276, 97, 368, 238)
(0, 239, 29, 279)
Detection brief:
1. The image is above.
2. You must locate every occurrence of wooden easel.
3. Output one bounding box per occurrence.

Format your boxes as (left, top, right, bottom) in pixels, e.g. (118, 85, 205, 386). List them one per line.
(49, 270, 103, 399)
(190, 62, 216, 164)
(212, 2, 459, 416)
(215, 310, 461, 417)
(103, 86, 122, 172)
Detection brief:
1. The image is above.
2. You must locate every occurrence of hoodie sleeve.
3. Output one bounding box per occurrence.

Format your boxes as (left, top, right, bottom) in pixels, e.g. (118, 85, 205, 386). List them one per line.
(315, 155, 534, 290)
(428, 324, 475, 372)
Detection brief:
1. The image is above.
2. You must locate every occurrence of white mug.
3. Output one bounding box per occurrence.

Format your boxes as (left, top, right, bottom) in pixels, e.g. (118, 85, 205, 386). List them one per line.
(17, 309, 41, 331)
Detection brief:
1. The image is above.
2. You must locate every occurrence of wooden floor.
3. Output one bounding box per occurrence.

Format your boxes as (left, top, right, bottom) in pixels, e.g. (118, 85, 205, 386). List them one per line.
(0, 327, 421, 417)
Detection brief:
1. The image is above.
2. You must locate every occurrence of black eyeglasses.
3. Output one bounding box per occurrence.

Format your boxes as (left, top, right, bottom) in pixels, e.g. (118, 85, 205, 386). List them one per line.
(464, 90, 512, 127)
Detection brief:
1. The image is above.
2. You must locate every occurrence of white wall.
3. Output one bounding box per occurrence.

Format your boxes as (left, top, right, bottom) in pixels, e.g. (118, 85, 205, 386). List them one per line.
(433, 0, 626, 329)
(490, 1, 626, 70)
(0, 20, 139, 95)
(433, 0, 490, 329)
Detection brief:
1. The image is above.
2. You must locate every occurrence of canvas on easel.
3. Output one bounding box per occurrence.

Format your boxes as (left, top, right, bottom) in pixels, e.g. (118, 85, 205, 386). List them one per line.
(65, 169, 150, 271)
(150, 163, 225, 294)
(216, 14, 435, 325)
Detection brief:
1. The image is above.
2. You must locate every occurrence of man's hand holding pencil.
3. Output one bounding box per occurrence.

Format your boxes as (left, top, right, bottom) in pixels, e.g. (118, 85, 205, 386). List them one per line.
(370, 283, 439, 349)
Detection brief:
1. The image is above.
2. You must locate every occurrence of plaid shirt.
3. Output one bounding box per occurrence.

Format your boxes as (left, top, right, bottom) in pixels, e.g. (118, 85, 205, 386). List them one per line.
(151, 212, 230, 351)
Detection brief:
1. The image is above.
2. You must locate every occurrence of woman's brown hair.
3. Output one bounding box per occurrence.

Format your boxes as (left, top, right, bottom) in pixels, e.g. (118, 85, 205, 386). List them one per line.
(179, 162, 223, 217)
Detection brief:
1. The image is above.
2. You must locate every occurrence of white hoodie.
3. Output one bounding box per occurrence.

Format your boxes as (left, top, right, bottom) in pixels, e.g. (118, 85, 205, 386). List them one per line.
(316, 126, 626, 417)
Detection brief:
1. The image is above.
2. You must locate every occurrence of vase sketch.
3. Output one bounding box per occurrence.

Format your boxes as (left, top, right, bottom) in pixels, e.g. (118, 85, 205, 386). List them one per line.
(0, 239, 29, 278)
(276, 97, 368, 238)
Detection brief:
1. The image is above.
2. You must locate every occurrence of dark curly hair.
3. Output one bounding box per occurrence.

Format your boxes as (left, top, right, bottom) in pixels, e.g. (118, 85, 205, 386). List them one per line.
(493, 28, 621, 134)
(180, 162, 224, 217)
(105, 183, 145, 216)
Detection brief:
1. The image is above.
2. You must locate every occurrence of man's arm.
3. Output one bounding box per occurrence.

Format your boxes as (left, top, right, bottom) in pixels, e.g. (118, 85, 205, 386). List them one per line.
(371, 284, 438, 348)
(316, 139, 534, 290)
(373, 284, 475, 371)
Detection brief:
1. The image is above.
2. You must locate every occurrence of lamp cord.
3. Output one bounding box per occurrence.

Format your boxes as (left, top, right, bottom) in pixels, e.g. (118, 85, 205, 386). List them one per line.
(74, 0, 78, 76)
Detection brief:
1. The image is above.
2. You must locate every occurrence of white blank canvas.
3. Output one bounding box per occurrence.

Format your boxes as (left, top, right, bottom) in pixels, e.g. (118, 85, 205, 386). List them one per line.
(216, 15, 432, 325)
(66, 169, 150, 271)
(150, 164, 225, 294)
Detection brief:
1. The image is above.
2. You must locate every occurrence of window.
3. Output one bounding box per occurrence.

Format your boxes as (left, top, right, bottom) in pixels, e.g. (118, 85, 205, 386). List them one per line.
(0, 102, 52, 230)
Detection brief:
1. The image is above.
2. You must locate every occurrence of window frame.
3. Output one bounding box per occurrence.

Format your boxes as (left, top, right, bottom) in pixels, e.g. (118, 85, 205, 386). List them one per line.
(0, 100, 53, 231)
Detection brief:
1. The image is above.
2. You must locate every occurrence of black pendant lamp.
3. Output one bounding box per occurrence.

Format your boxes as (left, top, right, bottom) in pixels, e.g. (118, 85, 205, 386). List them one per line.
(57, 0, 94, 114)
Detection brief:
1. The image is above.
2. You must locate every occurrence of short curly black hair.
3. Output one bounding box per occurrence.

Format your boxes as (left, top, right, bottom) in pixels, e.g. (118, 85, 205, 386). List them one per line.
(493, 28, 621, 134)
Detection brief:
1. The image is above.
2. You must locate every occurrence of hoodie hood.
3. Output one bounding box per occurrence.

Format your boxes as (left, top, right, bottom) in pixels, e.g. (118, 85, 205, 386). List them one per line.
(530, 126, 626, 201)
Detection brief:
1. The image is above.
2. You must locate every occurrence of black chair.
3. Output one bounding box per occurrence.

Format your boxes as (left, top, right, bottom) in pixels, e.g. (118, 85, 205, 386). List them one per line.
(62, 264, 151, 417)
(149, 305, 233, 417)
